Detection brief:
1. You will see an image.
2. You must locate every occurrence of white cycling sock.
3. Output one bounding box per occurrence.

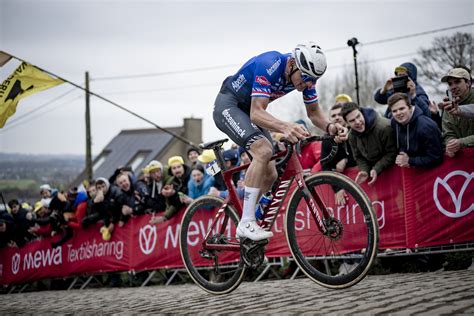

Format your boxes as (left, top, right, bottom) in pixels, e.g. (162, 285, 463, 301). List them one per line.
(241, 186, 260, 223)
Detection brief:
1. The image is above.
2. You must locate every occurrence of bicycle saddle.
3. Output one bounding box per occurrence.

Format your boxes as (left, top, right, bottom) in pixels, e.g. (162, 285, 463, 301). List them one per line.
(199, 138, 229, 150)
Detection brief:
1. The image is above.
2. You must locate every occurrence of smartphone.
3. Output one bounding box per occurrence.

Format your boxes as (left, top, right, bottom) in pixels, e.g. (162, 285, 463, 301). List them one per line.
(392, 76, 409, 93)
(446, 89, 453, 102)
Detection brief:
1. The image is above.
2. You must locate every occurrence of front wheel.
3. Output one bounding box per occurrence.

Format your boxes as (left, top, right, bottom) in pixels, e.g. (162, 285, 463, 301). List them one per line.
(285, 172, 379, 289)
(179, 196, 246, 294)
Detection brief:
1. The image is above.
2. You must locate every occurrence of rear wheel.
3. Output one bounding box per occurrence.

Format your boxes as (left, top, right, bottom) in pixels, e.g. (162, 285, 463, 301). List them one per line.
(285, 172, 379, 288)
(179, 196, 246, 294)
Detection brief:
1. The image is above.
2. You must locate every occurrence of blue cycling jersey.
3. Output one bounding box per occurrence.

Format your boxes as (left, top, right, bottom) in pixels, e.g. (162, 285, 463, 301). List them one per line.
(223, 51, 318, 111)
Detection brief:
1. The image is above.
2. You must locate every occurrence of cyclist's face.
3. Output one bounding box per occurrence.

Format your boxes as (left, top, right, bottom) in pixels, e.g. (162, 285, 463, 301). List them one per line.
(390, 100, 412, 125)
(290, 69, 315, 92)
(345, 109, 365, 133)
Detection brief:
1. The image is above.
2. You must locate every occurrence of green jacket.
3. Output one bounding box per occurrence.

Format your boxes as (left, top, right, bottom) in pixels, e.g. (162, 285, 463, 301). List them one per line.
(442, 88, 474, 147)
(348, 108, 397, 175)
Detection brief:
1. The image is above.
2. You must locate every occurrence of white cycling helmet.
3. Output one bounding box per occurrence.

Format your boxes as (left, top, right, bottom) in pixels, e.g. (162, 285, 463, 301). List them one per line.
(293, 42, 327, 79)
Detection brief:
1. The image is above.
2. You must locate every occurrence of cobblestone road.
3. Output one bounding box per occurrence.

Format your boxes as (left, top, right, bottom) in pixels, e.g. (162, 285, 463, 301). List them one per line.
(3, 270, 474, 314)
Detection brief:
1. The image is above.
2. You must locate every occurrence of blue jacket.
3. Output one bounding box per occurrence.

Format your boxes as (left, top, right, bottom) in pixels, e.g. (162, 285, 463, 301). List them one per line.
(188, 173, 215, 199)
(391, 106, 444, 168)
(374, 62, 431, 118)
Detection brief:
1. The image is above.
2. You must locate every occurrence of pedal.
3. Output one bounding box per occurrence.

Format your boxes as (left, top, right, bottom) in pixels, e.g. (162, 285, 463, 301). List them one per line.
(240, 238, 268, 269)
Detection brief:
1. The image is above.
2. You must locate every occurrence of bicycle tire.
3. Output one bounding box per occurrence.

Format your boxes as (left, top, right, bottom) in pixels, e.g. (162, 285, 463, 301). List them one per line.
(179, 195, 246, 294)
(285, 171, 379, 288)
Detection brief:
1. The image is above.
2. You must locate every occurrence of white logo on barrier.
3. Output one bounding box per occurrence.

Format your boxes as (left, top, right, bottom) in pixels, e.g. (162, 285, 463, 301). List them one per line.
(139, 224, 157, 255)
(11, 253, 20, 275)
(433, 170, 474, 218)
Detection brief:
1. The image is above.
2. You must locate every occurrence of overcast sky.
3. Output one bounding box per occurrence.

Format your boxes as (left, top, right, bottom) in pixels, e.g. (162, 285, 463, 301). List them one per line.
(0, 0, 472, 155)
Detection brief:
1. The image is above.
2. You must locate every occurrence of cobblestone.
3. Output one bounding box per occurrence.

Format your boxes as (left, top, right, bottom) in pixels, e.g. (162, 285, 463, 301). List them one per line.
(2, 270, 473, 314)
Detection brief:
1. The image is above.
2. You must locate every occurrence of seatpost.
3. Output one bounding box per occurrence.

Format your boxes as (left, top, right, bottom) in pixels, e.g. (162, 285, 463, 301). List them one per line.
(212, 146, 228, 172)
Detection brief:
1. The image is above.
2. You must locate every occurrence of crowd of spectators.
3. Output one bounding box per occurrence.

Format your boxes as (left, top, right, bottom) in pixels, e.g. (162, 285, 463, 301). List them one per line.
(0, 63, 472, 251)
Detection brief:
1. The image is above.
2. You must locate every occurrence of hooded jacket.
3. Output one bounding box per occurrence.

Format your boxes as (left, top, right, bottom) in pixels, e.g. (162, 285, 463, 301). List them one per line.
(442, 88, 474, 148)
(391, 106, 444, 168)
(374, 62, 431, 118)
(348, 108, 397, 175)
(187, 172, 215, 199)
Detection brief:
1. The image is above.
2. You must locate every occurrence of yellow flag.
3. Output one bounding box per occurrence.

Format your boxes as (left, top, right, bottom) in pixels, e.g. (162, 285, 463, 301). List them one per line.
(0, 62, 64, 128)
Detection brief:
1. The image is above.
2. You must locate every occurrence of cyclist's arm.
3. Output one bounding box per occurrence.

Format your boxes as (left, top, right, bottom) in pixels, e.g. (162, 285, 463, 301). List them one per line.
(305, 102, 330, 132)
(250, 97, 290, 133)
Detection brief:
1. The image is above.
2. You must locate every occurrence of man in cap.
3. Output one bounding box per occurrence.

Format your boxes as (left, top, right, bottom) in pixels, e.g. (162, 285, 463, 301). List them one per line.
(439, 66, 474, 157)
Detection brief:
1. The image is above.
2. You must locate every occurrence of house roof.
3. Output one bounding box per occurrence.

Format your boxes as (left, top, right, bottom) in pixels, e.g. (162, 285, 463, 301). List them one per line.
(73, 127, 183, 185)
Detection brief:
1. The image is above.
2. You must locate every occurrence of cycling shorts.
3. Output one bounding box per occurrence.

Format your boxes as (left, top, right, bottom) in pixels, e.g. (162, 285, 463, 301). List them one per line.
(213, 77, 272, 150)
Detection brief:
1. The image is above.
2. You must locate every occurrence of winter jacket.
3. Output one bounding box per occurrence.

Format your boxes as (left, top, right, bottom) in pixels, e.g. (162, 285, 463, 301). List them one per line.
(348, 108, 397, 175)
(391, 106, 444, 168)
(442, 88, 474, 147)
(374, 62, 431, 118)
(188, 173, 215, 199)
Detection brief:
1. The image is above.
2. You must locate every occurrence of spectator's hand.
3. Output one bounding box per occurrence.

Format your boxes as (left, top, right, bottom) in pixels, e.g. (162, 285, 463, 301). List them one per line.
(395, 152, 410, 168)
(161, 184, 176, 197)
(8, 240, 17, 248)
(283, 122, 310, 143)
(58, 192, 67, 202)
(429, 101, 440, 115)
(122, 205, 133, 216)
(134, 190, 142, 202)
(446, 139, 461, 157)
(355, 171, 368, 184)
(407, 78, 416, 98)
(368, 169, 378, 186)
(26, 212, 33, 221)
(329, 123, 348, 143)
(208, 187, 220, 197)
(149, 215, 167, 225)
(381, 78, 393, 94)
(180, 194, 193, 205)
(335, 189, 348, 206)
(94, 189, 104, 203)
(335, 158, 348, 173)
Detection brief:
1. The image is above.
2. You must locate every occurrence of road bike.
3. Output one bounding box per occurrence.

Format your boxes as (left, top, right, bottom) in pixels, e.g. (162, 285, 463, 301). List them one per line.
(179, 136, 379, 294)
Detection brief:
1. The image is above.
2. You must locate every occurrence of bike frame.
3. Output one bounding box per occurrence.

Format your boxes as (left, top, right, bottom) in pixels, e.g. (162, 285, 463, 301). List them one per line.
(202, 142, 331, 253)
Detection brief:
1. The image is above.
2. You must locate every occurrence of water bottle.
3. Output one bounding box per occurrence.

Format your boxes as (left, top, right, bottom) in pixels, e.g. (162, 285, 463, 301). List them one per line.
(255, 192, 272, 220)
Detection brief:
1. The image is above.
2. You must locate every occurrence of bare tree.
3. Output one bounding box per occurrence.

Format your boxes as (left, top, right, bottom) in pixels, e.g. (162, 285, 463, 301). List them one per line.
(319, 58, 386, 110)
(414, 32, 472, 95)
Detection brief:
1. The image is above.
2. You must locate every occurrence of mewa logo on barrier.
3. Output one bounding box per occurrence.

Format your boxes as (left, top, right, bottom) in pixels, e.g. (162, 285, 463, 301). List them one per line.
(433, 170, 473, 218)
(139, 224, 158, 255)
(11, 253, 20, 275)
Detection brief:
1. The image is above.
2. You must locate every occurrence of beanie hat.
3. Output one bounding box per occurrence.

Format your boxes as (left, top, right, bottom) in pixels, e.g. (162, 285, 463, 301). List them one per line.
(147, 160, 163, 172)
(96, 177, 110, 192)
(168, 156, 184, 167)
(335, 94, 352, 103)
(197, 149, 217, 164)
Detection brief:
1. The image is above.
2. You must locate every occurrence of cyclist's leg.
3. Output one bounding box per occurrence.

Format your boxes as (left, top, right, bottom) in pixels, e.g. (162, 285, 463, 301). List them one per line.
(213, 95, 273, 241)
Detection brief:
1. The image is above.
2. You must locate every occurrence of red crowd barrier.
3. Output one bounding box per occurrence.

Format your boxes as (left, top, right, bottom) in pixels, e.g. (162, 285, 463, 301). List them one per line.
(1, 149, 473, 285)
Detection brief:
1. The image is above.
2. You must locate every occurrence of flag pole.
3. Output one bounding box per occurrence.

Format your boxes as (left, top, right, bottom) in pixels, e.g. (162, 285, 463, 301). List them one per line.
(1, 51, 199, 149)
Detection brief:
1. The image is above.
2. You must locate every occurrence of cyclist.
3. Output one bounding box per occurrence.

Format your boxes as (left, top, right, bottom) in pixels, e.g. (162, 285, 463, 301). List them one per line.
(213, 42, 346, 241)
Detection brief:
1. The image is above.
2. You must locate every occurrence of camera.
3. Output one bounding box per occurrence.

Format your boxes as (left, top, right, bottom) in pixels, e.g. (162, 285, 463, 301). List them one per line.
(347, 37, 359, 47)
(392, 75, 409, 93)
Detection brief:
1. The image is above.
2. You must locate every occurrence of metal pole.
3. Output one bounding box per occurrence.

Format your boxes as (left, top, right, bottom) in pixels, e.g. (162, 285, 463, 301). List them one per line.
(352, 46, 360, 105)
(85, 72, 93, 181)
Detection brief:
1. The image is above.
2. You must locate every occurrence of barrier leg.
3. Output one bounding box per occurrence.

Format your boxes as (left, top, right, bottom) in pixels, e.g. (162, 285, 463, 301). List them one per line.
(140, 270, 156, 287)
(80, 276, 94, 290)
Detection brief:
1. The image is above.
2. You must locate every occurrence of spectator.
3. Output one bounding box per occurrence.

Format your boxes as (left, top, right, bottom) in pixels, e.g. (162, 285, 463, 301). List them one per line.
(29, 199, 54, 239)
(39, 184, 54, 199)
(223, 149, 240, 185)
(0, 210, 15, 248)
(388, 92, 444, 168)
(115, 172, 148, 227)
(146, 160, 167, 212)
(439, 67, 474, 157)
(187, 148, 201, 167)
(151, 156, 191, 224)
(341, 103, 397, 185)
(374, 62, 430, 119)
(321, 103, 357, 204)
(8, 199, 35, 247)
(198, 149, 226, 193)
(187, 164, 215, 199)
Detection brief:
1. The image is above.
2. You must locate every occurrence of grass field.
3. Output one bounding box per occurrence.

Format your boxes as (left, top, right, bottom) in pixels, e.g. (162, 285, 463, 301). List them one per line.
(0, 179, 38, 190)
